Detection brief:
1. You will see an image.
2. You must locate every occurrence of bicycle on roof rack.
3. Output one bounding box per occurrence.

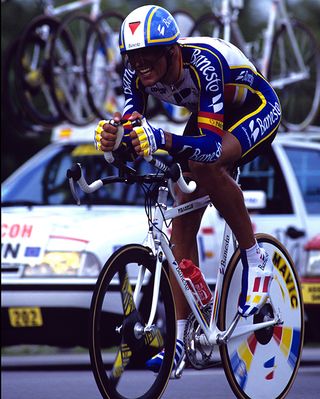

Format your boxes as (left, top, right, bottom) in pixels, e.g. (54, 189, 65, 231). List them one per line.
(190, 0, 320, 131)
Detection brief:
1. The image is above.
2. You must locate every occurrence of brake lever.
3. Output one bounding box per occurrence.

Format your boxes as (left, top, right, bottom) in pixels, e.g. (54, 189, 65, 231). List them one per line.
(66, 163, 82, 205)
(104, 118, 141, 164)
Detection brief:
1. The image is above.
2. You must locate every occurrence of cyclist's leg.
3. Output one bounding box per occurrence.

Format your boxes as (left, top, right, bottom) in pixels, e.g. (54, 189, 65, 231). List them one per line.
(190, 85, 281, 317)
(168, 114, 208, 343)
(146, 114, 207, 373)
(227, 80, 281, 316)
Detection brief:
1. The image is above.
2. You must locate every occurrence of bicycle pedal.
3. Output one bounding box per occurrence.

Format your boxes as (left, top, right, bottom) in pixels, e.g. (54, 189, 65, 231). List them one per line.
(170, 354, 186, 379)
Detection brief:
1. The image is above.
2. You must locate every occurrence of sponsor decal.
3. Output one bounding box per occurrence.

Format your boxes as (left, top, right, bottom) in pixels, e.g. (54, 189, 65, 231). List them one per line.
(236, 70, 254, 85)
(191, 49, 222, 93)
(248, 101, 281, 141)
(129, 21, 141, 35)
(249, 119, 260, 141)
(198, 111, 223, 134)
(208, 94, 223, 113)
(174, 260, 190, 292)
(178, 203, 194, 214)
(241, 126, 252, 147)
(272, 251, 298, 309)
(163, 16, 173, 28)
(123, 68, 135, 95)
(190, 142, 222, 162)
(220, 234, 230, 273)
(1, 223, 33, 238)
(264, 356, 276, 380)
(128, 42, 142, 49)
(157, 17, 173, 36)
(123, 98, 134, 115)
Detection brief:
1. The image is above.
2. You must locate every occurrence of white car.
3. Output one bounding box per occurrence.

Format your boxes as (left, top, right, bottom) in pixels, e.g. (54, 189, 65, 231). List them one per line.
(1, 123, 320, 346)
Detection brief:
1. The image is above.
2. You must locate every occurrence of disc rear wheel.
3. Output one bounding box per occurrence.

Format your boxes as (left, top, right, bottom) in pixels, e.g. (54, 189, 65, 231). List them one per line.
(219, 233, 304, 399)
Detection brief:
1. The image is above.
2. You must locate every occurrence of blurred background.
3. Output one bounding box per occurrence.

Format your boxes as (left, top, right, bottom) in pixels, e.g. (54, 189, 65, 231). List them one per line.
(1, 0, 320, 182)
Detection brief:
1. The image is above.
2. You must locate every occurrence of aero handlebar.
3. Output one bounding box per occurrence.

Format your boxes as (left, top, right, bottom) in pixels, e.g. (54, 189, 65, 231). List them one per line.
(67, 119, 196, 205)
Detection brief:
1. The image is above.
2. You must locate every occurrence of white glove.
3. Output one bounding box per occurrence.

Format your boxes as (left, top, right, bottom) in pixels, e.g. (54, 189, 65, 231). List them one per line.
(94, 119, 124, 151)
(133, 118, 166, 156)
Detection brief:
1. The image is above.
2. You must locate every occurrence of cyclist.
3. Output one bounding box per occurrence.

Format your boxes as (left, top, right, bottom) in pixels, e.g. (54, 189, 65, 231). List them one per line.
(94, 5, 281, 373)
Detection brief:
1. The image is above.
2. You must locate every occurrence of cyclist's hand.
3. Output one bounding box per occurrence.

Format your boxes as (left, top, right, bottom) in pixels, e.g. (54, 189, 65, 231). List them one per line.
(94, 112, 123, 152)
(129, 113, 166, 157)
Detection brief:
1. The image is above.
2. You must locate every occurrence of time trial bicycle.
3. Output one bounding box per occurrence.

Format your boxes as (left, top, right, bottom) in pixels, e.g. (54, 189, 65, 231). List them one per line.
(67, 130, 304, 399)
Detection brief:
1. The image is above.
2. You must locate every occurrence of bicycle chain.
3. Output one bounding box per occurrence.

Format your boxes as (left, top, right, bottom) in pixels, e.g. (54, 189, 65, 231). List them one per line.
(183, 302, 220, 369)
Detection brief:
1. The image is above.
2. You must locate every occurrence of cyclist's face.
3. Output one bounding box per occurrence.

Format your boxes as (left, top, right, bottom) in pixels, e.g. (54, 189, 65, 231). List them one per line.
(125, 46, 168, 86)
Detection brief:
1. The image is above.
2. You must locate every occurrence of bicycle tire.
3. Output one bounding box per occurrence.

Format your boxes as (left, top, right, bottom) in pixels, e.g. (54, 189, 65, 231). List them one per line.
(2, 38, 49, 135)
(89, 244, 176, 399)
(84, 11, 124, 119)
(15, 15, 64, 127)
(219, 233, 304, 399)
(189, 13, 224, 38)
(49, 11, 96, 126)
(171, 9, 196, 37)
(268, 19, 320, 131)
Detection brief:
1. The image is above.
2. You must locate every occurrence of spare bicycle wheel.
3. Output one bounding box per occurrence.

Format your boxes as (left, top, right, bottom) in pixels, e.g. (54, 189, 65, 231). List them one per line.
(268, 19, 320, 131)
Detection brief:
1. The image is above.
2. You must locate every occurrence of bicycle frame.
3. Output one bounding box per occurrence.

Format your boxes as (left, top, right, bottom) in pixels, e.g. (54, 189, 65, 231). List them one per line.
(43, 0, 102, 19)
(133, 178, 282, 354)
(215, 0, 309, 80)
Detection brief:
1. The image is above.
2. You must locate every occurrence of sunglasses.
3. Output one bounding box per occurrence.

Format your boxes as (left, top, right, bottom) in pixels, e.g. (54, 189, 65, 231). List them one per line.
(124, 46, 168, 70)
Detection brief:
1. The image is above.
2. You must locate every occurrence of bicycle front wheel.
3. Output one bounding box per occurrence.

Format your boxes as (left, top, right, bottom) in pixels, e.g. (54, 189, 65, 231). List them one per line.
(15, 15, 64, 127)
(49, 12, 96, 126)
(219, 233, 304, 399)
(268, 19, 320, 131)
(89, 244, 176, 399)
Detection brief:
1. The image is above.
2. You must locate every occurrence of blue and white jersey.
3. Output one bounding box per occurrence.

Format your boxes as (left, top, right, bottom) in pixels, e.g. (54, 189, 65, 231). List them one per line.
(122, 37, 281, 162)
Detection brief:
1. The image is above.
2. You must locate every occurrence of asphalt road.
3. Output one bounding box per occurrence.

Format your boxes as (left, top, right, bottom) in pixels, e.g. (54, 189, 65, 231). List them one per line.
(2, 366, 320, 398)
(1, 347, 320, 399)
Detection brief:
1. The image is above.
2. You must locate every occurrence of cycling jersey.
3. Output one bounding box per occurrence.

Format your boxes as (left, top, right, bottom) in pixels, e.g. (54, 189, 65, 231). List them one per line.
(122, 37, 281, 163)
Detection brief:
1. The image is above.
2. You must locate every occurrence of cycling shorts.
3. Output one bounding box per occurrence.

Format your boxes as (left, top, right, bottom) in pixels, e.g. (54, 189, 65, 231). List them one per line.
(182, 75, 281, 167)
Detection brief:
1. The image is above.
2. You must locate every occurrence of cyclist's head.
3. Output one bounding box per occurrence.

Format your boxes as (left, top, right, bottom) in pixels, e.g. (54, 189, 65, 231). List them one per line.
(119, 5, 180, 86)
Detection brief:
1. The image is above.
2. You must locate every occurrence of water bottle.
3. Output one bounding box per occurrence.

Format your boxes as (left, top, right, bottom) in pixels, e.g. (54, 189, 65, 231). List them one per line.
(179, 259, 213, 308)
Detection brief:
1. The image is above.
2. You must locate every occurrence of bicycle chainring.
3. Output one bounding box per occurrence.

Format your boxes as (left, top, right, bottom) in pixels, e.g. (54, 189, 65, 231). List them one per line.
(184, 303, 217, 369)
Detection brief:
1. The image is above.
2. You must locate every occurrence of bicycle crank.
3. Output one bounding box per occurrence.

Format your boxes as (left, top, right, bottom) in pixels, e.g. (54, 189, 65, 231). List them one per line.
(184, 303, 220, 369)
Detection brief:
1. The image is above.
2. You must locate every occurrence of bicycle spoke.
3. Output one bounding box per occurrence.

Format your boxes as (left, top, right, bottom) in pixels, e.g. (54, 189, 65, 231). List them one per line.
(89, 245, 175, 399)
(110, 339, 133, 386)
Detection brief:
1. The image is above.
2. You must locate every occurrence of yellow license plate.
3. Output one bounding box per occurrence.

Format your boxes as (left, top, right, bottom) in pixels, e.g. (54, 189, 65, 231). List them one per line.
(8, 307, 43, 327)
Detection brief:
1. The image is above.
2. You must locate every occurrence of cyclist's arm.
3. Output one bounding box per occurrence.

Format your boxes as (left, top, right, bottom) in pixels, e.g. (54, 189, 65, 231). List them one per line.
(115, 68, 148, 159)
(121, 68, 148, 125)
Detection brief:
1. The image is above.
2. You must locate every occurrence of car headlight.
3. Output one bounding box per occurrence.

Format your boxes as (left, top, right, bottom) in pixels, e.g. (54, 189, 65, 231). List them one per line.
(24, 251, 101, 276)
(306, 250, 320, 276)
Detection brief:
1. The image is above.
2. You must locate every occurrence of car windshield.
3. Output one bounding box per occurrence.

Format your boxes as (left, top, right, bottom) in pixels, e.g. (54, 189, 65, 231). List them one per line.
(284, 145, 320, 215)
(2, 143, 172, 206)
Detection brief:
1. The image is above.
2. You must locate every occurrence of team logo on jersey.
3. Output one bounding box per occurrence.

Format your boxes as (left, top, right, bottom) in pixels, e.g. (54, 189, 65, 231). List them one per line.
(248, 101, 281, 142)
(190, 49, 221, 93)
(236, 70, 254, 85)
(249, 120, 260, 141)
(208, 94, 223, 113)
(129, 21, 141, 35)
